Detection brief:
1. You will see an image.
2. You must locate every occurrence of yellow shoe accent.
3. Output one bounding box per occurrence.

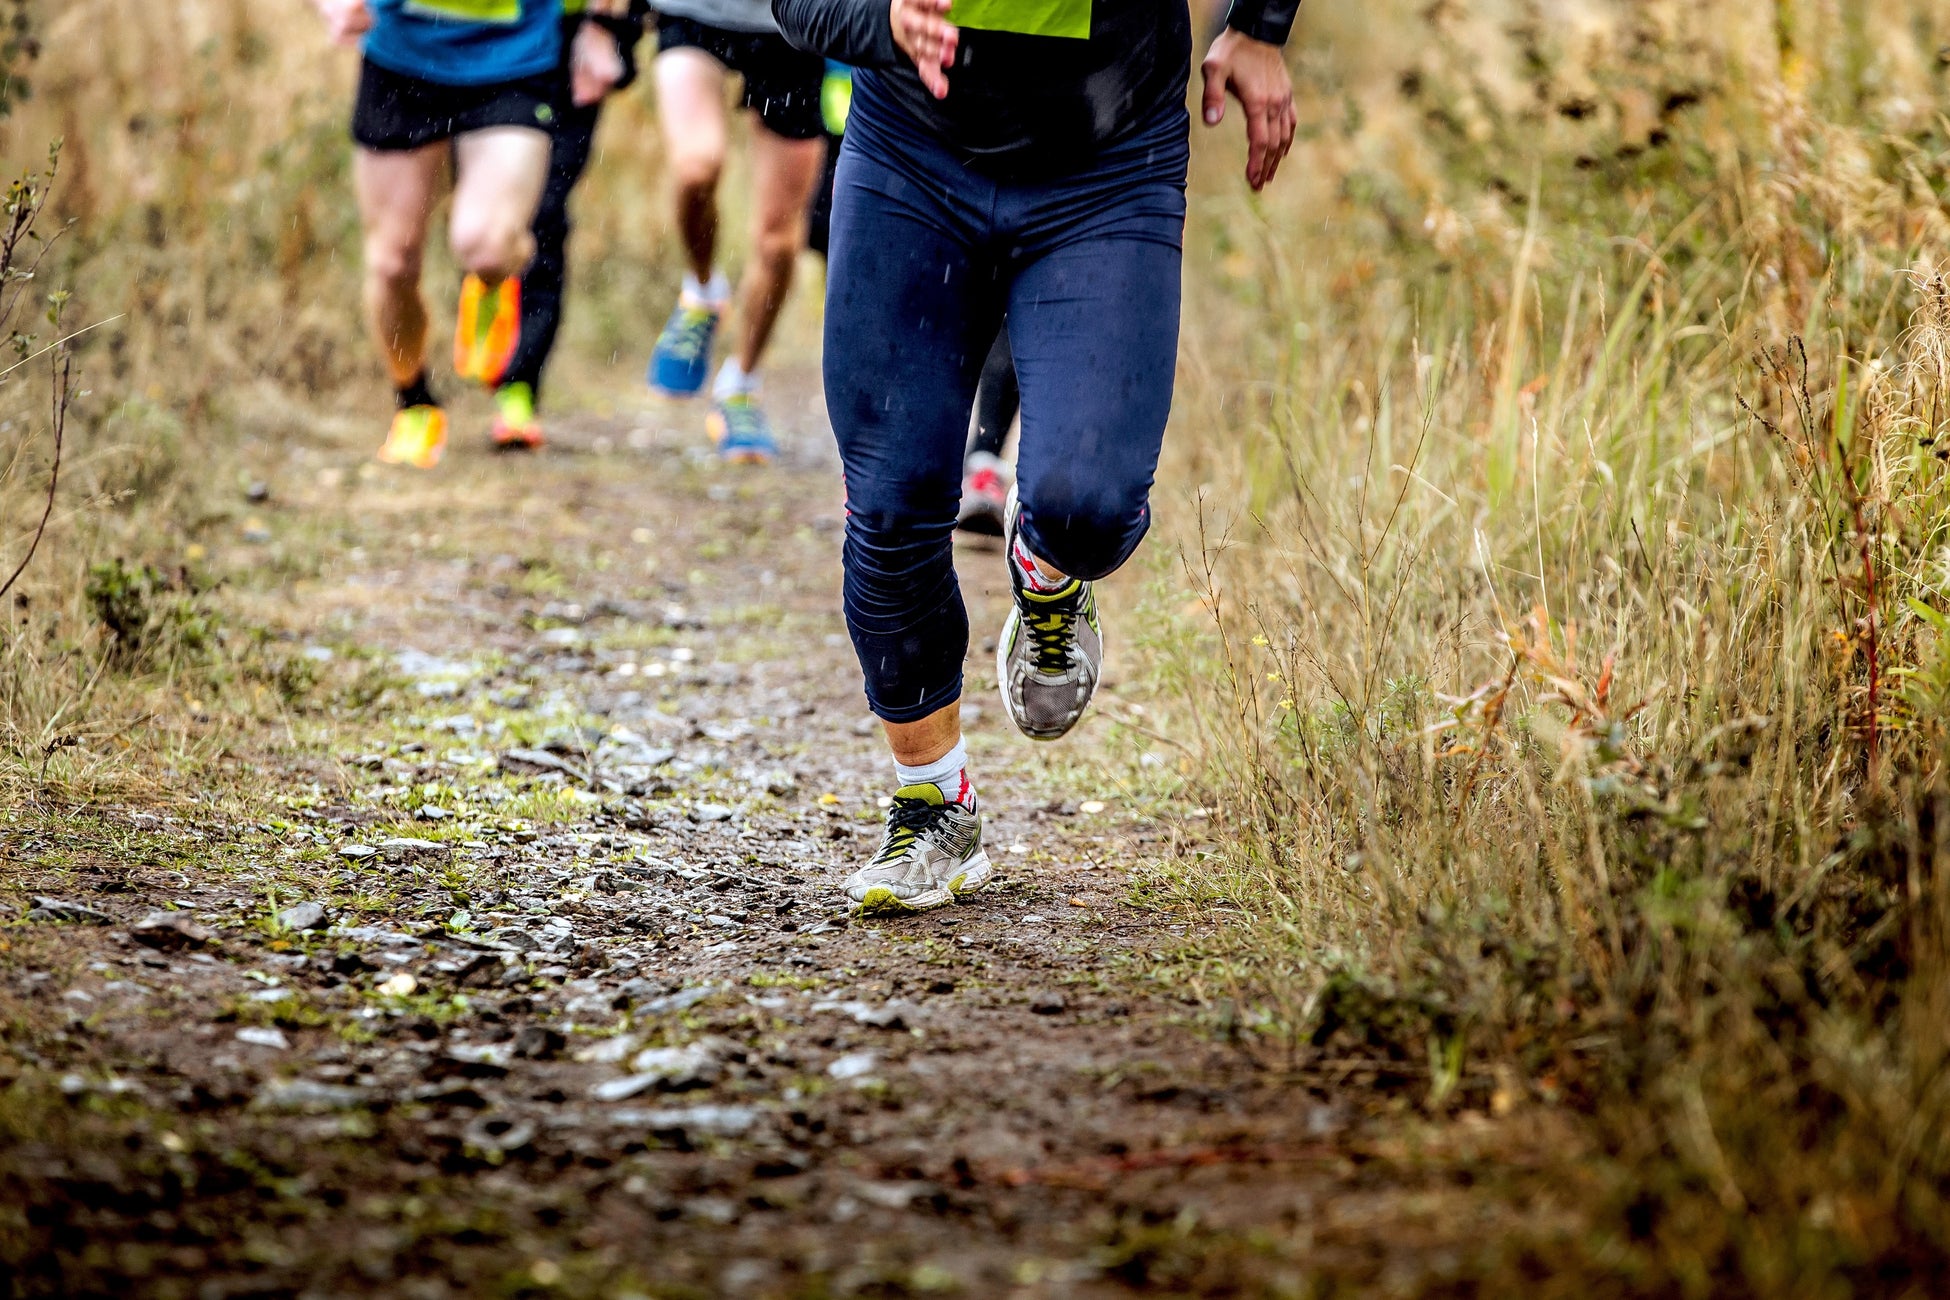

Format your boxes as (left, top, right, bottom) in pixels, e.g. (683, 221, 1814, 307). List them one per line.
(377, 404, 448, 470)
(490, 381, 544, 451)
(454, 275, 522, 386)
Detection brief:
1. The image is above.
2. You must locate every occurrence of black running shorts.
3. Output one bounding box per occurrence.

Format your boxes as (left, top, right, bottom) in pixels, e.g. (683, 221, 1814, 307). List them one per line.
(654, 15, 825, 142)
(351, 58, 562, 153)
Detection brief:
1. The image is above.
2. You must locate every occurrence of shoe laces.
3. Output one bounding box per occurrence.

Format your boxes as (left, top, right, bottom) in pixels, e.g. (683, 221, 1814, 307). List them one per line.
(664, 308, 716, 365)
(1024, 591, 1082, 675)
(874, 795, 953, 865)
(718, 397, 769, 443)
(967, 466, 1004, 496)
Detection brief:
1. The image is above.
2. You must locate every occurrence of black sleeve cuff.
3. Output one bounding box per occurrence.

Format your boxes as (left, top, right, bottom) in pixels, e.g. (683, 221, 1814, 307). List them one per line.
(1222, 0, 1299, 46)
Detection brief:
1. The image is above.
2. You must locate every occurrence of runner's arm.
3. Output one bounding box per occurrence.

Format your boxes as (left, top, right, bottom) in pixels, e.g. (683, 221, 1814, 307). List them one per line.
(772, 0, 904, 69)
(1220, 0, 1299, 45)
(1201, 0, 1299, 191)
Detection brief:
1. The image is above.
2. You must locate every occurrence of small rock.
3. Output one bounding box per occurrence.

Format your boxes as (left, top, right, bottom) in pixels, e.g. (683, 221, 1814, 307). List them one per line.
(641, 985, 717, 1015)
(1030, 992, 1068, 1016)
(240, 517, 271, 544)
(236, 1027, 290, 1050)
(1079, 799, 1108, 815)
(1019, 914, 1049, 925)
(513, 1026, 567, 1060)
(246, 481, 270, 503)
(255, 1079, 367, 1112)
(500, 748, 579, 776)
(623, 1042, 722, 1090)
(609, 1104, 759, 1139)
(416, 806, 451, 821)
(376, 837, 448, 861)
(337, 845, 377, 862)
(375, 973, 418, 998)
(277, 901, 328, 932)
(462, 1115, 536, 1153)
(689, 804, 735, 823)
(812, 999, 916, 1031)
(27, 897, 111, 925)
(572, 1033, 641, 1065)
(131, 911, 214, 950)
(827, 1051, 879, 1081)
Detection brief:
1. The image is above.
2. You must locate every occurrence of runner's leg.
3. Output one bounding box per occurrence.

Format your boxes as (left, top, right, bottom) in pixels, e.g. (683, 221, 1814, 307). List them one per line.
(1006, 231, 1182, 582)
(970, 325, 1018, 459)
(449, 125, 552, 286)
(354, 144, 446, 388)
(503, 100, 601, 402)
(731, 123, 823, 375)
(824, 134, 1000, 740)
(654, 48, 729, 285)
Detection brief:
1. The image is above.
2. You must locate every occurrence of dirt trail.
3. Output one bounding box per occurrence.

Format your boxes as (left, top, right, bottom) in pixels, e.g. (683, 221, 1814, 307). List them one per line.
(0, 372, 1494, 1297)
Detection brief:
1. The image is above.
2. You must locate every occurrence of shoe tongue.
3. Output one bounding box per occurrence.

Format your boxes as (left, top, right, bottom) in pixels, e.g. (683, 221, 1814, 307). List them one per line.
(1021, 577, 1082, 603)
(893, 781, 947, 807)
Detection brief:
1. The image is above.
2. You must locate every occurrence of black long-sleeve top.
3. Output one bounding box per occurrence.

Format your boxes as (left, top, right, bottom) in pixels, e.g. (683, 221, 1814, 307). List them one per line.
(772, 0, 1298, 176)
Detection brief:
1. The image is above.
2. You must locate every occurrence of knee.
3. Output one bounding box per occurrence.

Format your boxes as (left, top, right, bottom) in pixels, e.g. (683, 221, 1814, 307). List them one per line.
(450, 212, 531, 282)
(753, 213, 804, 266)
(363, 233, 422, 290)
(1019, 480, 1151, 581)
(668, 147, 723, 198)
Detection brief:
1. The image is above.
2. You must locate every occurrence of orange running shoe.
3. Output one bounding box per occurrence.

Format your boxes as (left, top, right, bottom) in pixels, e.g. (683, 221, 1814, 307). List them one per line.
(490, 381, 545, 452)
(454, 274, 521, 386)
(377, 404, 448, 470)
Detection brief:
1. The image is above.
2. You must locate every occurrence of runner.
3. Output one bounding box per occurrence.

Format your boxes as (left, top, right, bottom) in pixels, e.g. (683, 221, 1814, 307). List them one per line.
(774, 0, 1297, 911)
(313, 0, 582, 469)
(454, 1, 651, 450)
(643, 0, 828, 463)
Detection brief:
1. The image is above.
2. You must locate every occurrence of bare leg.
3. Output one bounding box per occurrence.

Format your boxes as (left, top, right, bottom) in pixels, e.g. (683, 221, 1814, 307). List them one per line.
(733, 124, 824, 373)
(883, 701, 962, 768)
(653, 49, 729, 284)
(450, 125, 552, 284)
(353, 144, 445, 386)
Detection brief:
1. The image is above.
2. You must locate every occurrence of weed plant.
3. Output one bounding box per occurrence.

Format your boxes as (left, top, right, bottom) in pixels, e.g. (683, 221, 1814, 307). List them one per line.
(1147, 0, 1950, 1289)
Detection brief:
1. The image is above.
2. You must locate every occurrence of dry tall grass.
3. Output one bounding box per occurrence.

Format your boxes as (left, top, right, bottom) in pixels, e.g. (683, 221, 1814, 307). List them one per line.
(0, 0, 686, 800)
(1149, 0, 1950, 1288)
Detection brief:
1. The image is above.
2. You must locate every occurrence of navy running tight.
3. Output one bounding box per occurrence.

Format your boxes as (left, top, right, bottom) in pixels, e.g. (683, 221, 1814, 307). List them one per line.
(824, 75, 1188, 723)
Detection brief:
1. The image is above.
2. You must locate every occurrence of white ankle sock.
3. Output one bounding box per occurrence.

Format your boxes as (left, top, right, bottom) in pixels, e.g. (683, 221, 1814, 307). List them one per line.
(713, 358, 759, 400)
(894, 739, 970, 804)
(681, 270, 730, 307)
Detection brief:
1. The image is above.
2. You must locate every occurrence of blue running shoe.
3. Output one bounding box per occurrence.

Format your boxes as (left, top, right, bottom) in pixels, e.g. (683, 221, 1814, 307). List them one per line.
(706, 393, 779, 464)
(648, 298, 721, 397)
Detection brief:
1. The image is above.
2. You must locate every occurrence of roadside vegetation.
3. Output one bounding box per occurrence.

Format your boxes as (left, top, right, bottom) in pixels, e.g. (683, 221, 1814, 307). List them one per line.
(1149, 0, 1950, 1289)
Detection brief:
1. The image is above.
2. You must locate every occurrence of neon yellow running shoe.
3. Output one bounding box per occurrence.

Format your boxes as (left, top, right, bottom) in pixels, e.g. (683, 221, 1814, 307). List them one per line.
(377, 404, 448, 470)
(491, 381, 544, 452)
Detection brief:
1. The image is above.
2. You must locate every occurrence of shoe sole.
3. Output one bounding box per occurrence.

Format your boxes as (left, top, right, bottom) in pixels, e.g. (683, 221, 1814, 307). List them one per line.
(490, 436, 544, 453)
(649, 381, 706, 400)
(853, 851, 993, 916)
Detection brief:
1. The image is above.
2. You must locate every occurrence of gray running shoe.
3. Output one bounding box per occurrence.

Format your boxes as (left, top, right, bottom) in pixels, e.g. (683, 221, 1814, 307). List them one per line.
(844, 781, 993, 915)
(996, 493, 1103, 740)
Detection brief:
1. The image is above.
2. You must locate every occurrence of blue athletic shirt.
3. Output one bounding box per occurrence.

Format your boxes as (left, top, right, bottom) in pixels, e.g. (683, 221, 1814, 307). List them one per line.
(365, 0, 564, 87)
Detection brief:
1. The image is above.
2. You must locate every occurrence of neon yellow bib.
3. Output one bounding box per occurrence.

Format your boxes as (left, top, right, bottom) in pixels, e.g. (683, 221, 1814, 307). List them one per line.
(947, 0, 1090, 39)
(403, 0, 523, 23)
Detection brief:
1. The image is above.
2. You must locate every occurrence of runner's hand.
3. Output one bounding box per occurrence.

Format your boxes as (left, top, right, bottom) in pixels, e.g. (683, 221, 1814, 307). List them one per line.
(313, 0, 373, 48)
(1200, 29, 1295, 191)
(571, 21, 625, 107)
(890, 0, 957, 100)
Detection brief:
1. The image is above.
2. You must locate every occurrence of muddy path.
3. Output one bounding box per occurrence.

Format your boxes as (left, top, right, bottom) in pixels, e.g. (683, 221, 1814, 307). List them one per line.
(0, 374, 1526, 1298)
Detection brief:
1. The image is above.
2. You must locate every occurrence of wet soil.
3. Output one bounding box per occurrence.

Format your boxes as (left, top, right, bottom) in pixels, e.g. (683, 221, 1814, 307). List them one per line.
(0, 375, 1555, 1298)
